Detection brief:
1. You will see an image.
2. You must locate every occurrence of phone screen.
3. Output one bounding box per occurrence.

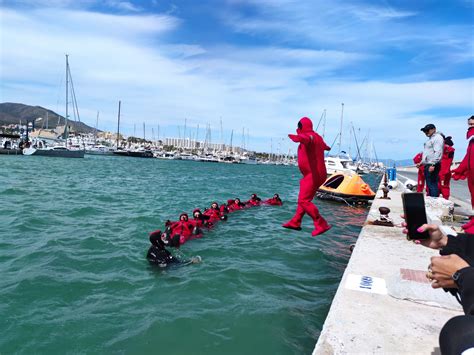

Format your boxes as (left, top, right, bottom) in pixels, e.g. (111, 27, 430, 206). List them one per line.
(402, 192, 430, 240)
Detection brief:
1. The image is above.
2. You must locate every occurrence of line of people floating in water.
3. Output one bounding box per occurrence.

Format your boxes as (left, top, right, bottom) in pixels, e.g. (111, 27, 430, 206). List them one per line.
(146, 193, 283, 267)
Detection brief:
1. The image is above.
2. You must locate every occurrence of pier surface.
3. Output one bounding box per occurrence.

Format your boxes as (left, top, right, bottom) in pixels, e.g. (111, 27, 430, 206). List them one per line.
(313, 177, 469, 354)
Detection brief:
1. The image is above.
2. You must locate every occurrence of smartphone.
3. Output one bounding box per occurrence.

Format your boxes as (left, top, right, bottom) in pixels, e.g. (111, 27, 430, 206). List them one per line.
(402, 192, 430, 240)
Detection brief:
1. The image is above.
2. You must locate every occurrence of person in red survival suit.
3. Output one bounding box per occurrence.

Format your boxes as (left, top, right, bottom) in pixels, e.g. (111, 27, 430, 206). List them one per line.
(439, 136, 455, 199)
(220, 203, 229, 216)
(453, 116, 474, 233)
(167, 213, 196, 244)
(227, 197, 246, 212)
(413, 152, 426, 193)
(245, 194, 262, 207)
(191, 208, 213, 230)
(263, 193, 283, 206)
(203, 202, 227, 223)
(283, 117, 332, 236)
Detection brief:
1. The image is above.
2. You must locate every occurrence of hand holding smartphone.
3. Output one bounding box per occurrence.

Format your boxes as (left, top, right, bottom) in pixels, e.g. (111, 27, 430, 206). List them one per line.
(402, 192, 430, 240)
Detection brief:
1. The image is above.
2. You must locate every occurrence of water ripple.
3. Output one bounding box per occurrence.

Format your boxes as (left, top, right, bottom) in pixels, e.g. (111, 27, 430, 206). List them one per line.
(0, 156, 379, 354)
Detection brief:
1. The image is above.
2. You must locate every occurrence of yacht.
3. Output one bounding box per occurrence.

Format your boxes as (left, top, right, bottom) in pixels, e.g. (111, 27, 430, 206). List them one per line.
(23, 139, 84, 158)
(85, 145, 115, 155)
(239, 153, 258, 165)
(325, 155, 356, 175)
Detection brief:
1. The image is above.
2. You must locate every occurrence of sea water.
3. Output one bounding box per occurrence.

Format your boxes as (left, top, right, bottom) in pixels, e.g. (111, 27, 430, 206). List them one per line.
(0, 156, 379, 354)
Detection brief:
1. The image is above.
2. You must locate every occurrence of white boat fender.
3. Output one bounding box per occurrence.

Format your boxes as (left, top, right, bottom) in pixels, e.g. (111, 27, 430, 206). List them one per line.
(404, 179, 417, 192)
(388, 180, 398, 190)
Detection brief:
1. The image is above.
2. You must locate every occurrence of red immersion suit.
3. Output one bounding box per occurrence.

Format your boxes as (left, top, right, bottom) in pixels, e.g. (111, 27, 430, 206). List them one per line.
(263, 194, 283, 206)
(204, 203, 224, 223)
(453, 127, 474, 232)
(439, 144, 455, 199)
(191, 208, 213, 229)
(227, 198, 245, 212)
(413, 152, 425, 193)
(282, 117, 331, 236)
(168, 213, 195, 243)
(245, 194, 261, 207)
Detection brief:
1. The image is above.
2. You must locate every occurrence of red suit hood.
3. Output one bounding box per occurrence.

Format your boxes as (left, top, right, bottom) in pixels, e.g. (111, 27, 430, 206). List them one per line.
(467, 127, 474, 139)
(297, 117, 314, 134)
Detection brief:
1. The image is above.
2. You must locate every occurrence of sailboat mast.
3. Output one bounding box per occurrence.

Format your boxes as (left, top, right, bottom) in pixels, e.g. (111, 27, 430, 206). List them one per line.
(184, 118, 187, 142)
(220, 118, 223, 145)
(65, 54, 69, 141)
(116, 100, 121, 148)
(338, 102, 344, 155)
(322, 111, 326, 139)
(95, 111, 99, 145)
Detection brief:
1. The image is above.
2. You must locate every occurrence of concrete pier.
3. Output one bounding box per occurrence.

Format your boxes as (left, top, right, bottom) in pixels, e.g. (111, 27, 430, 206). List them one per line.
(313, 178, 468, 354)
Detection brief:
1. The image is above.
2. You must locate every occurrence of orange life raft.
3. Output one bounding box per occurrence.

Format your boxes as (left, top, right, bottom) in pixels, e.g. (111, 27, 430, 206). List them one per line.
(317, 172, 376, 204)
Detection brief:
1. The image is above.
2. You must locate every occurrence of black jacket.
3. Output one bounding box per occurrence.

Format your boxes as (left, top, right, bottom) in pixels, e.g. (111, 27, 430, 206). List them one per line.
(440, 233, 474, 315)
(146, 245, 179, 267)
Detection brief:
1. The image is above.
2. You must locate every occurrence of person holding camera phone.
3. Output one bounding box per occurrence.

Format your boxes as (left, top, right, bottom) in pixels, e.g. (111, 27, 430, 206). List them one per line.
(402, 221, 474, 354)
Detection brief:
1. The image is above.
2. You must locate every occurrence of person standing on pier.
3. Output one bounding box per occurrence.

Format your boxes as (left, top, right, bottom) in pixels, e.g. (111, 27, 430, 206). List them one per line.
(452, 116, 474, 233)
(413, 152, 426, 193)
(419, 123, 444, 197)
(283, 117, 331, 236)
(439, 135, 455, 199)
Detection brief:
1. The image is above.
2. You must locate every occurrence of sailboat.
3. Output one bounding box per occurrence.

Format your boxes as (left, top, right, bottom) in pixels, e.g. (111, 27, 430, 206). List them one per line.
(323, 103, 361, 175)
(85, 111, 114, 155)
(23, 55, 85, 158)
(112, 101, 153, 158)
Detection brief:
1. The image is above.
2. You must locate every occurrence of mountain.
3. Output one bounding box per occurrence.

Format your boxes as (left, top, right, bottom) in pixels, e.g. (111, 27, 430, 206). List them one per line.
(0, 102, 96, 133)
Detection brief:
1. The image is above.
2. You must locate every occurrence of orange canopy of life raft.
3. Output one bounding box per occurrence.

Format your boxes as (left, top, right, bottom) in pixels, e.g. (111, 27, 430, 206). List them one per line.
(318, 173, 376, 201)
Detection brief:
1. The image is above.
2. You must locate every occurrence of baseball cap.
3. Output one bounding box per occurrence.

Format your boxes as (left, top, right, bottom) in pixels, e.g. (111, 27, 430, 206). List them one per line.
(420, 123, 436, 132)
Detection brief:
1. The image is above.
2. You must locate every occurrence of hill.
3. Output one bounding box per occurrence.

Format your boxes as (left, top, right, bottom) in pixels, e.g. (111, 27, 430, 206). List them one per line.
(0, 102, 96, 133)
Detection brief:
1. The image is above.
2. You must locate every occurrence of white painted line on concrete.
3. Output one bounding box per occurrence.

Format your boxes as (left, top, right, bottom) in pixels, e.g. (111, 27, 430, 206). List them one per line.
(345, 274, 388, 295)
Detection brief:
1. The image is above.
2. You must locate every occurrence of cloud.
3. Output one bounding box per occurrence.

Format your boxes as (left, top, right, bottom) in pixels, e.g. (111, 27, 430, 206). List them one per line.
(0, 4, 472, 158)
(104, 0, 142, 12)
(222, 0, 473, 70)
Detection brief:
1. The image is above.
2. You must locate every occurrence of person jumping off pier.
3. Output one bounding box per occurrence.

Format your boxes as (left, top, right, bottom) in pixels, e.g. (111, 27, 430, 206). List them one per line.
(282, 117, 332, 237)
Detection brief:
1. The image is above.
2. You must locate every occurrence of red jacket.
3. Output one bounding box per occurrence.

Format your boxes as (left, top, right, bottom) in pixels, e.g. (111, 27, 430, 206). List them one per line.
(440, 145, 455, 175)
(169, 213, 194, 239)
(203, 207, 222, 222)
(227, 199, 245, 212)
(263, 197, 283, 206)
(413, 152, 423, 165)
(191, 209, 213, 229)
(289, 117, 331, 188)
(453, 128, 474, 181)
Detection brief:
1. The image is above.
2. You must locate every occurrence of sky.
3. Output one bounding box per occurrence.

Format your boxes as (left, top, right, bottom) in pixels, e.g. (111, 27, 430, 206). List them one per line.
(0, 0, 473, 159)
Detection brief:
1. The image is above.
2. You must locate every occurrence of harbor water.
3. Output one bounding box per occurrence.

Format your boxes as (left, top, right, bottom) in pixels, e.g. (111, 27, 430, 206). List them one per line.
(0, 156, 379, 354)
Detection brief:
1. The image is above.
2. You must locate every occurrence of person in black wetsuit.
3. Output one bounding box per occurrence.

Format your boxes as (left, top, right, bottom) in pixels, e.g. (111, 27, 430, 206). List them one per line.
(146, 230, 202, 268)
(403, 223, 474, 354)
(146, 231, 181, 267)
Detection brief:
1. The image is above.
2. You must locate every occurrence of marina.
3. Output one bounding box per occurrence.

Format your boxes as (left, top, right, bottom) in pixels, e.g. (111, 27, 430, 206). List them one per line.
(1, 0, 472, 353)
